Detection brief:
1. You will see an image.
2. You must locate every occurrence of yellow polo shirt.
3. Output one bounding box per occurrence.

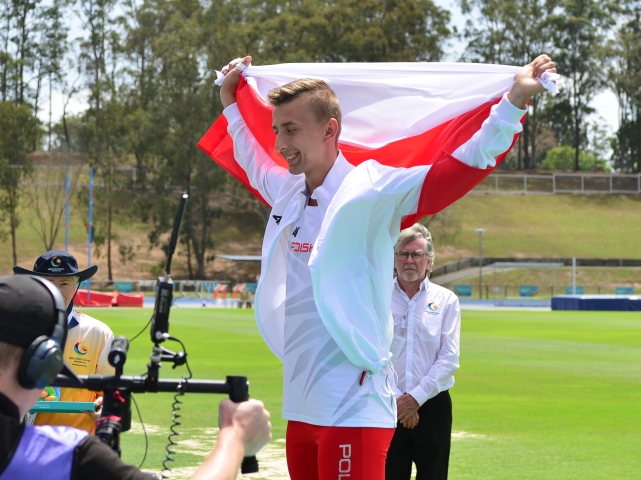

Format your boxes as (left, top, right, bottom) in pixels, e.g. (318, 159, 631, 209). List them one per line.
(35, 310, 114, 434)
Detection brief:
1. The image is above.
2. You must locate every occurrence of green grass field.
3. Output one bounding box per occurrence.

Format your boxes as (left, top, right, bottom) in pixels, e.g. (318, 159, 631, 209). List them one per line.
(84, 307, 641, 479)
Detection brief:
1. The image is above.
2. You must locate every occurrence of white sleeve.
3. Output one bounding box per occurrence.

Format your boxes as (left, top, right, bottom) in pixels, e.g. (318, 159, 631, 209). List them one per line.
(452, 93, 527, 169)
(409, 296, 461, 405)
(365, 161, 430, 216)
(224, 103, 288, 205)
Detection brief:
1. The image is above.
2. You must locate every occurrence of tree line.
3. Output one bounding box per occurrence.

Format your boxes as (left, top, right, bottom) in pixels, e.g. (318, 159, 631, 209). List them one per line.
(1, 0, 640, 279)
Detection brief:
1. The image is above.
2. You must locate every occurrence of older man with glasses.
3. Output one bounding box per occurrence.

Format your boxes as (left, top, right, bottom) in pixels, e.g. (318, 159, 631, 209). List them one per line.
(386, 224, 461, 480)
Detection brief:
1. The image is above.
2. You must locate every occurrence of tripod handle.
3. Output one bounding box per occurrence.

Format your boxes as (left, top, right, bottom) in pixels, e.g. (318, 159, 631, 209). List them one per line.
(226, 376, 259, 474)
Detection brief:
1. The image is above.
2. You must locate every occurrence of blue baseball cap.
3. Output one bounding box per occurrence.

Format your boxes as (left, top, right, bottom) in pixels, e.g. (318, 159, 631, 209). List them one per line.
(13, 250, 98, 282)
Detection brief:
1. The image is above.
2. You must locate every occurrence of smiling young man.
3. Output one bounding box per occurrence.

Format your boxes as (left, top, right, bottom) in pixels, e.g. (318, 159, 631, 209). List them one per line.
(13, 251, 114, 434)
(386, 224, 460, 480)
(217, 55, 556, 480)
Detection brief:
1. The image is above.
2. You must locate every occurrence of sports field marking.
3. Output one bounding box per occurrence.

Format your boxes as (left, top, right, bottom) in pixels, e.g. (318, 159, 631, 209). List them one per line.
(99, 308, 641, 479)
(133, 426, 288, 480)
(452, 430, 490, 440)
(127, 422, 165, 435)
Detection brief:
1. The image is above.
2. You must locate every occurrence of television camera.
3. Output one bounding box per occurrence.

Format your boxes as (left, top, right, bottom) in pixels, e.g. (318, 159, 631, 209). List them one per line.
(53, 193, 259, 475)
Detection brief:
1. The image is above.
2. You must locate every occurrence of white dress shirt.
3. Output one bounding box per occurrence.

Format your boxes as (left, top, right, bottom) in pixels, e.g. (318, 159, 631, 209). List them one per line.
(391, 277, 461, 406)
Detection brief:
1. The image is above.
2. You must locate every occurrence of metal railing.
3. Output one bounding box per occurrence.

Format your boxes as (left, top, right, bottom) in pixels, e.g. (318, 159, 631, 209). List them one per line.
(82, 279, 229, 295)
(431, 257, 641, 279)
(471, 173, 641, 195)
(19, 166, 641, 194)
(454, 284, 633, 300)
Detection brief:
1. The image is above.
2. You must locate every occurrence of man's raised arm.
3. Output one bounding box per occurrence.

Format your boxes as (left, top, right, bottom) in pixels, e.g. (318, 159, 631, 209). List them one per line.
(452, 54, 557, 169)
(219, 56, 287, 206)
(220, 56, 252, 109)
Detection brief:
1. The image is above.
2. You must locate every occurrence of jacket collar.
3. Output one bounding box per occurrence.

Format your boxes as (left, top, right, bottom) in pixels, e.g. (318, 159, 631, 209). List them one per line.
(393, 275, 429, 300)
(308, 152, 354, 210)
(67, 310, 79, 329)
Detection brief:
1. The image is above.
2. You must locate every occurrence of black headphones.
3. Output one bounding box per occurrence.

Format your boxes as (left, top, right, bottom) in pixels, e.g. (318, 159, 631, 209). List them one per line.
(17, 276, 68, 390)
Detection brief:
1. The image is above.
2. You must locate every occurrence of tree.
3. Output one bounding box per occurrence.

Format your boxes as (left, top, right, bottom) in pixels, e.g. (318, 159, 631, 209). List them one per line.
(26, 159, 82, 250)
(459, 0, 559, 169)
(10, 0, 39, 104)
(0, 101, 41, 264)
(121, 0, 231, 278)
(75, 0, 125, 280)
(548, 0, 613, 170)
(539, 145, 610, 170)
(606, 0, 641, 172)
(155, 0, 228, 278)
(0, 0, 14, 101)
(36, 0, 69, 150)
(249, 0, 452, 63)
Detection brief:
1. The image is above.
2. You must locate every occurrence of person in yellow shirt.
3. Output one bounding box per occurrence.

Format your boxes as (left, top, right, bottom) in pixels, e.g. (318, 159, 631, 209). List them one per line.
(14, 250, 114, 434)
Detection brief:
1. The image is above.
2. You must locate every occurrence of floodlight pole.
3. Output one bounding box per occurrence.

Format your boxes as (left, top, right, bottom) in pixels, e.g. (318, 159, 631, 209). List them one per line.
(475, 228, 487, 300)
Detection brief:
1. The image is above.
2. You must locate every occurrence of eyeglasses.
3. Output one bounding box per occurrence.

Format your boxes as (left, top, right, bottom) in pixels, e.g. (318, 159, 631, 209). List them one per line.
(395, 251, 427, 261)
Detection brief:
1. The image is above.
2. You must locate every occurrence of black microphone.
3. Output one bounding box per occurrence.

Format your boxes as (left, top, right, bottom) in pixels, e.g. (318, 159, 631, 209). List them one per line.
(151, 193, 188, 343)
(108, 336, 129, 372)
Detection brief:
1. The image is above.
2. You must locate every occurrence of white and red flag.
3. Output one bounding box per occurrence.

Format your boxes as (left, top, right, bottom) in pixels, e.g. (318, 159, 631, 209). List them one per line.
(198, 62, 523, 226)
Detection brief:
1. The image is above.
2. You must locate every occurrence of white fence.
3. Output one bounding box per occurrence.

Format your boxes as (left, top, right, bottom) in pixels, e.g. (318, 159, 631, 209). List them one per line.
(472, 173, 641, 195)
(22, 166, 641, 194)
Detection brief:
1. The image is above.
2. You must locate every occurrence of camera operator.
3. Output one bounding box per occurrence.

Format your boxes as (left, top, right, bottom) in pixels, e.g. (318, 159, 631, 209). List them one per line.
(0, 275, 272, 480)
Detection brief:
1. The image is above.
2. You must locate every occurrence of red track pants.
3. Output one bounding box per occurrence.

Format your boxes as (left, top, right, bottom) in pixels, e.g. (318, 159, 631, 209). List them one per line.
(286, 420, 394, 480)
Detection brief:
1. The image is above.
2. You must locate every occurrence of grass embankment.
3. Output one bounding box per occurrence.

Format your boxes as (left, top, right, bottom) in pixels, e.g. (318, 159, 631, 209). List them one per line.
(0, 186, 263, 280)
(436, 194, 641, 263)
(88, 307, 641, 479)
(3, 188, 640, 283)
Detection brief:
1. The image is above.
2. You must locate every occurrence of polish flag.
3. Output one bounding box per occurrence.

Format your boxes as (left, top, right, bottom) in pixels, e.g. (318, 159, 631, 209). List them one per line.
(197, 62, 522, 227)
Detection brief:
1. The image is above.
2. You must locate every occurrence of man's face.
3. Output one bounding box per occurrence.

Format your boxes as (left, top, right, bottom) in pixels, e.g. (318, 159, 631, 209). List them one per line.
(44, 276, 78, 309)
(395, 238, 432, 283)
(272, 95, 330, 176)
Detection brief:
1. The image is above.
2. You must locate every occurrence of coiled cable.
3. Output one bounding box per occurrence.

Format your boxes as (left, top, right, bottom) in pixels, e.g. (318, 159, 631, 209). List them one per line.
(160, 336, 192, 479)
(160, 378, 187, 478)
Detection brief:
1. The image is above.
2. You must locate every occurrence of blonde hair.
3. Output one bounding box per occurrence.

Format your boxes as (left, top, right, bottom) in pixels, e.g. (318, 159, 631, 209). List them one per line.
(268, 78, 342, 134)
(0, 341, 24, 375)
(395, 223, 436, 273)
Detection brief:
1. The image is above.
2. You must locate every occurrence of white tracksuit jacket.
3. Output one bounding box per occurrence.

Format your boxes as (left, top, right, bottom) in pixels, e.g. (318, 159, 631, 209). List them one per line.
(224, 94, 525, 426)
